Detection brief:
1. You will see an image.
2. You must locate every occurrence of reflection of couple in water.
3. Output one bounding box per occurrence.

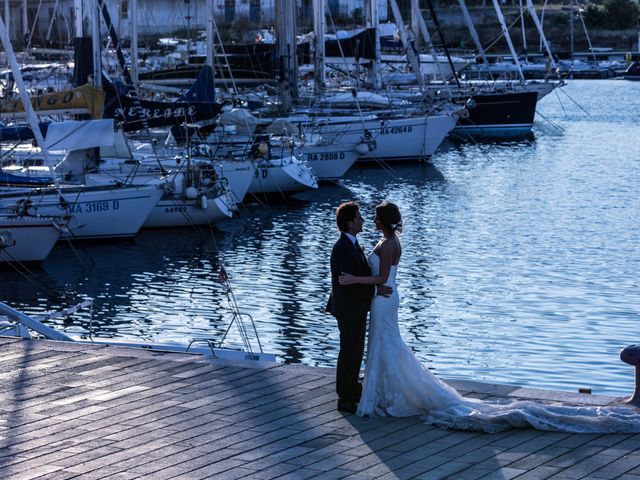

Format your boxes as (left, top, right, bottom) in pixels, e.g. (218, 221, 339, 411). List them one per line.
(327, 200, 640, 433)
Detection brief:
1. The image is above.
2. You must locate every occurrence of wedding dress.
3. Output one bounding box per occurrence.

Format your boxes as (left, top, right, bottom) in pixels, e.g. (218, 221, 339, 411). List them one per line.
(357, 252, 640, 433)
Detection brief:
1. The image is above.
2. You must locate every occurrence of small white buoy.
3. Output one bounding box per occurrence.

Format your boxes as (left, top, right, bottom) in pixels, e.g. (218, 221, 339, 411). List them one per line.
(185, 186, 198, 200)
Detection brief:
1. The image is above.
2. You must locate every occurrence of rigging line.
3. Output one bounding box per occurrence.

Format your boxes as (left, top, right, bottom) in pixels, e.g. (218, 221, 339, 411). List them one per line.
(60, 231, 93, 270)
(324, 8, 368, 131)
(479, 14, 523, 59)
(535, 109, 564, 131)
(211, 15, 239, 97)
(556, 84, 588, 115)
(552, 85, 567, 116)
(25, 0, 45, 52)
(204, 215, 257, 356)
(575, 1, 597, 62)
(424, 0, 461, 90)
(0, 248, 62, 301)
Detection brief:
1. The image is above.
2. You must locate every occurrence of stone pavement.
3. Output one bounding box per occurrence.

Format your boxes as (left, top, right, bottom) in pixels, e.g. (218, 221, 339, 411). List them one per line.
(1, 336, 640, 479)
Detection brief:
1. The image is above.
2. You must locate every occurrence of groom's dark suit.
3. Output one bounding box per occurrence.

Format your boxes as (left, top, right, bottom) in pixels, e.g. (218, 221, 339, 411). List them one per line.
(328, 232, 375, 405)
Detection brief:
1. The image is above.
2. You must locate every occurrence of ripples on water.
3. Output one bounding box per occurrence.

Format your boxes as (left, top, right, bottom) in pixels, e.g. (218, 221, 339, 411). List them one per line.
(2, 80, 639, 395)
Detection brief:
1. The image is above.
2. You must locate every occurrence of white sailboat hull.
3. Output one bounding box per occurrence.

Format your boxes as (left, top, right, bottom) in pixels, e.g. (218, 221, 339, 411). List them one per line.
(143, 194, 234, 228)
(0, 216, 63, 263)
(214, 159, 255, 204)
(248, 157, 318, 194)
(316, 114, 457, 162)
(299, 142, 360, 180)
(0, 185, 163, 240)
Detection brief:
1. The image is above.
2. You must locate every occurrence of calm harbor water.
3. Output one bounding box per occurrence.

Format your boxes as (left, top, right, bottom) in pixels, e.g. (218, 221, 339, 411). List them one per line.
(2, 80, 639, 396)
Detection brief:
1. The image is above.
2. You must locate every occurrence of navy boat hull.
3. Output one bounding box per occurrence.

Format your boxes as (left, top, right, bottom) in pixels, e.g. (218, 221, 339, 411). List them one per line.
(451, 91, 538, 140)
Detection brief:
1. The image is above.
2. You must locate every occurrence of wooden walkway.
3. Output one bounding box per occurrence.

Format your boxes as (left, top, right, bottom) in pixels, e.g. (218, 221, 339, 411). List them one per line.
(1, 336, 640, 480)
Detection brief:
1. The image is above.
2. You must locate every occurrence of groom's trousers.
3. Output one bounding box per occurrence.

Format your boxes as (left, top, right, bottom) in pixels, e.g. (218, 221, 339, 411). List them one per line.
(336, 314, 366, 402)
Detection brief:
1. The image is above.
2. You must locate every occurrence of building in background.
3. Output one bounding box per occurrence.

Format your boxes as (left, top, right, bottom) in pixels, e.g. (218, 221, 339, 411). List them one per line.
(4, 0, 388, 47)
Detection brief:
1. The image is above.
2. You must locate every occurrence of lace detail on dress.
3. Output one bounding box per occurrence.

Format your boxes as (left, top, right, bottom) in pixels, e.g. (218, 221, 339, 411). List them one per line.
(357, 253, 640, 433)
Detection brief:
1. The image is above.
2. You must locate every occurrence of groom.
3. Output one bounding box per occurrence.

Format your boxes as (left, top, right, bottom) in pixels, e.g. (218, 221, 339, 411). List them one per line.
(327, 201, 388, 414)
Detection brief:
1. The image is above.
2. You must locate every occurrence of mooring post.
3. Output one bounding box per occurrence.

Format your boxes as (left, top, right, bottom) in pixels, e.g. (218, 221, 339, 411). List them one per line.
(620, 345, 640, 407)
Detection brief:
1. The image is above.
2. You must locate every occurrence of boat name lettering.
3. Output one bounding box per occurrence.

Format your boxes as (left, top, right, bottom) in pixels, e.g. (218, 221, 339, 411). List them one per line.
(68, 200, 119, 214)
(116, 106, 197, 120)
(164, 206, 188, 213)
(22, 91, 75, 109)
(380, 126, 413, 135)
(306, 152, 346, 161)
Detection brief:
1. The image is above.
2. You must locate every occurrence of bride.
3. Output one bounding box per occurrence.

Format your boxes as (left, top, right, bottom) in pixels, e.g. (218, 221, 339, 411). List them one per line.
(339, 201, 640, 433)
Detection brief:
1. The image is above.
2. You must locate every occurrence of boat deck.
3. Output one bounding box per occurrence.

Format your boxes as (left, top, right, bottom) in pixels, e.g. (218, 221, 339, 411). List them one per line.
(1, 336, 640, 479)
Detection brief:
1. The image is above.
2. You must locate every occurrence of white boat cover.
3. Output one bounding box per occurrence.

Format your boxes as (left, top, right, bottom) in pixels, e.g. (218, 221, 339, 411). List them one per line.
(45, 119, 116, 152)
(218, 109, 259, 134)
(100, 130, 133, 159)
(318, 92, 391, 108)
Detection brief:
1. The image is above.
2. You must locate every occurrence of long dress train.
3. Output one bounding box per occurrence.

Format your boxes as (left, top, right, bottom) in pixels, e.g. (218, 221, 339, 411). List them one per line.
(356, 252, 640, 433)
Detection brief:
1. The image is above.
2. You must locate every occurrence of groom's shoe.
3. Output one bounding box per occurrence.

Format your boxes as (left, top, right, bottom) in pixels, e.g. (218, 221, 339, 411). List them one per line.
(337, 400, 358, 414)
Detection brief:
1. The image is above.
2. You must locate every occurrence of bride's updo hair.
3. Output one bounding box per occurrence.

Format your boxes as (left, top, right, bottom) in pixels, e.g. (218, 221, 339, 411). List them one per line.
(376, 201, 402, 233)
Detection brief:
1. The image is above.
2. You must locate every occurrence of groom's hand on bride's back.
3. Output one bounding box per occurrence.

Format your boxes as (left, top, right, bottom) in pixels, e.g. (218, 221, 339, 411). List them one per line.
(376, 284, 393, 297)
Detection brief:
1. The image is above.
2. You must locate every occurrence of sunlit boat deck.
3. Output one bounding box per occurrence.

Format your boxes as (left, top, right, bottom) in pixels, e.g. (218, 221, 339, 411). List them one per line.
(1, 336, 639, 479)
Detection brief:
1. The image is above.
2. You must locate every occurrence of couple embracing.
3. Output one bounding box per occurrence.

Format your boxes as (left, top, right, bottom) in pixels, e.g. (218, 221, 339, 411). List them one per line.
(327, 200, 640, 433)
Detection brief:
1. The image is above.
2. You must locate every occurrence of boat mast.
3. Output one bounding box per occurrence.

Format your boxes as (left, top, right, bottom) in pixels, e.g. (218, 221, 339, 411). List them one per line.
(206, 0, 214, 69)
(525, 0, 557, 72)
(0, 16, 60, 190)
(409, 0, 452, 94)
(457, 0, 492, 79)
(2, 1, 7, 32)
(364, 0, 380, 90)
(90, 0, 101, 87)
(75, 0, 82, 41)
(313, 0, 325, 95)
(519, 0, 527, 62)
(131, 0, 138, 88)
(424, 0, 461, 88)
(570, 0, 574, 63)
(21, 0, 27, 46)
(46, 0, 60, 43)
(275, 0, 298, 110)
(388, 0, 426, 94)
(490, 0, 526, 82)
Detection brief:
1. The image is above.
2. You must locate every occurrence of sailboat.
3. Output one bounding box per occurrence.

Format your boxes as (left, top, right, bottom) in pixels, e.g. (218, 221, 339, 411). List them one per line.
(0, 214, 66, 264)
(0, 15, 164, 242)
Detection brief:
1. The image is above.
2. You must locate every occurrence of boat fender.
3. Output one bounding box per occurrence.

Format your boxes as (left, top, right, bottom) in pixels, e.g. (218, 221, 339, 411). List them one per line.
(355, 142, 370, 155)
(185, 186, 198, 200)
(173, 173, 185, 194)
(258, 143, 269, 155)
(0, 230, 14, 248)
(198, 195, 208, 210)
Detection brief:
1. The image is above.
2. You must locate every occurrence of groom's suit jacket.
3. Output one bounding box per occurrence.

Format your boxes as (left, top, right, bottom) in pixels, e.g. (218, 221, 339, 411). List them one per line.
(328, 233, 375, 319)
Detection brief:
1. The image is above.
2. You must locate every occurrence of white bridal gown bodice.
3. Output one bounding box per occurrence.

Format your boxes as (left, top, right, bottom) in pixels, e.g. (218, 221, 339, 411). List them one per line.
(357, 252, 640, 433)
